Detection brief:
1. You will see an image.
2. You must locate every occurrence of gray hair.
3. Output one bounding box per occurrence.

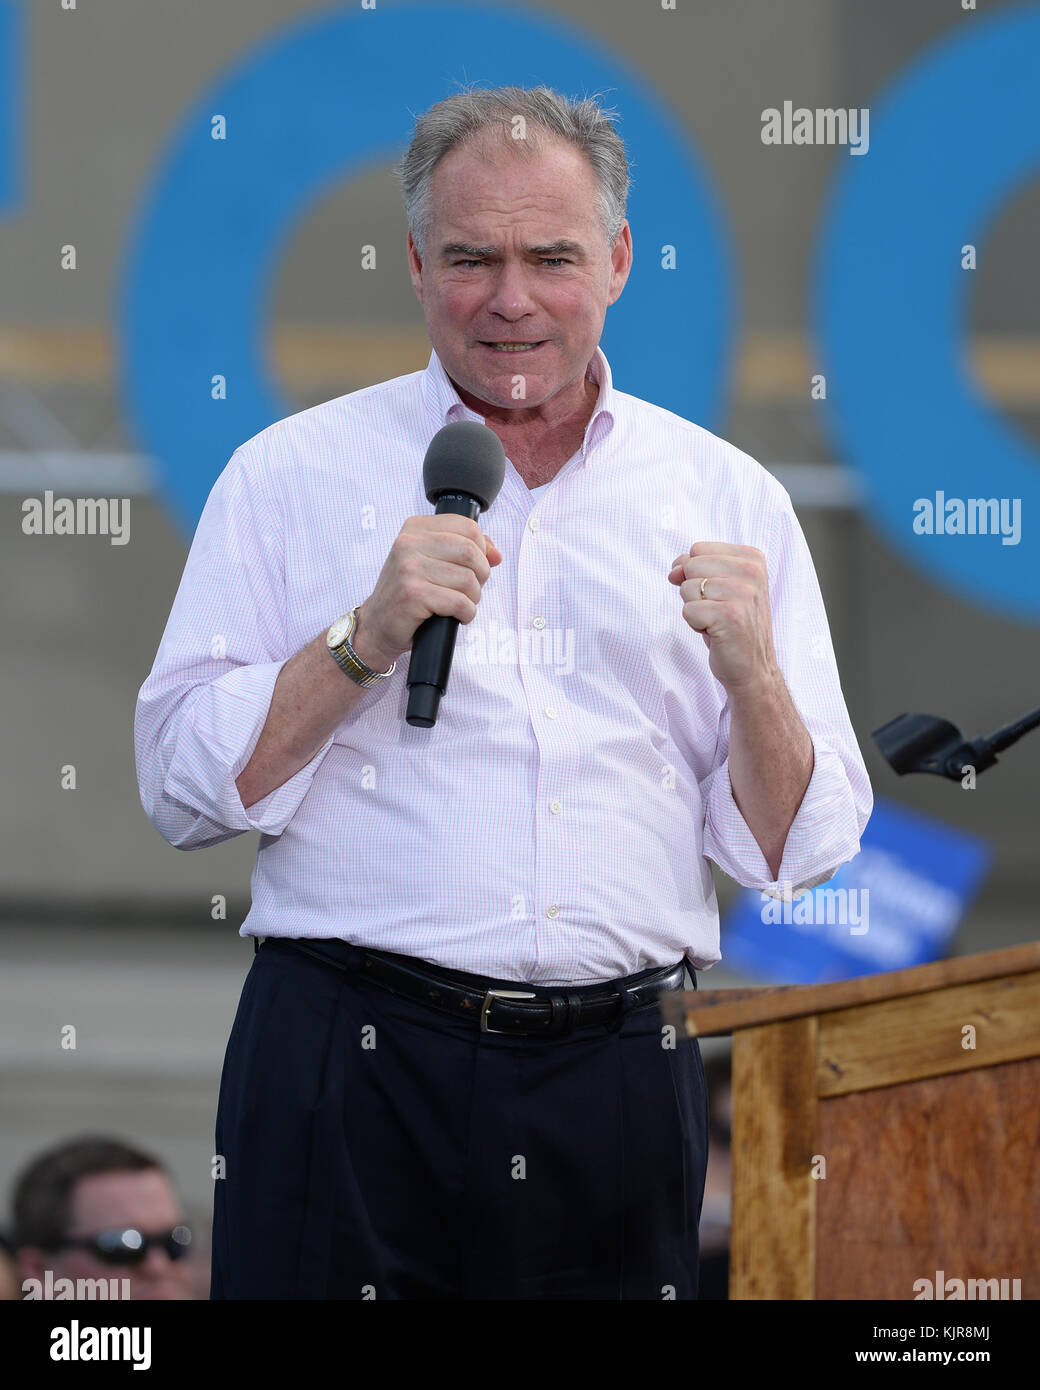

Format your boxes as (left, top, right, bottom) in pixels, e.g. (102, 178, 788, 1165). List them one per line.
(396, 85, 631, 259)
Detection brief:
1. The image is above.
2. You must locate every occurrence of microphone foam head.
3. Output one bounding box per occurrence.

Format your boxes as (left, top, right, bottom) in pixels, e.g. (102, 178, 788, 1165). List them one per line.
(423, 421, 506, 512)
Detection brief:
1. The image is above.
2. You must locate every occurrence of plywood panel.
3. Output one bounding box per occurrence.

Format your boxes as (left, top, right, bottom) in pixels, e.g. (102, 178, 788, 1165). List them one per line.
(730, 1017, 817, 1299)
(815, 1058, 1040, 1299)
(658, 945, 1040, 1040)
(818, 972, 1040, 1097)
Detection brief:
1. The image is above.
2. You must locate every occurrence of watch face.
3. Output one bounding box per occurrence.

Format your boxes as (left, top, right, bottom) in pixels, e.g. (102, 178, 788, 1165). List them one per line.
(327, 615, 353, 648)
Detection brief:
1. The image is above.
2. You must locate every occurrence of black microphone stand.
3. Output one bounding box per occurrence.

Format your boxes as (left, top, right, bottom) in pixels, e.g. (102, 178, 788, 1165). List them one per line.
(872, 705, 1040, 781)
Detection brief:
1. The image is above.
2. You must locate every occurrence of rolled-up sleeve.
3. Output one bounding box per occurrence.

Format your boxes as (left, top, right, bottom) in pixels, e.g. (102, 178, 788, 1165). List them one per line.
(134, 447, 334, 850)
(700, 482, 873, 894)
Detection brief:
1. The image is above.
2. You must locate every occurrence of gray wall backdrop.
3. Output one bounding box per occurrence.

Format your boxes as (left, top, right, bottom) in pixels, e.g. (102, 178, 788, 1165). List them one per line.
(3, 0, 1036, 931)
(1, 0, 1037, 1230)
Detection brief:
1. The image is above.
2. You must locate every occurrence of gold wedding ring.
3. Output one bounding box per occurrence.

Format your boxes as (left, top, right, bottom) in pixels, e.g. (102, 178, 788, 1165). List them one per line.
(699, 576, 709, 599)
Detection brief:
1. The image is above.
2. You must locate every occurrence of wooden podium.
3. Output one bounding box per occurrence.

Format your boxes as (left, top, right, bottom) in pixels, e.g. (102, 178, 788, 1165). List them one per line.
(659, 943, 1040, 1300)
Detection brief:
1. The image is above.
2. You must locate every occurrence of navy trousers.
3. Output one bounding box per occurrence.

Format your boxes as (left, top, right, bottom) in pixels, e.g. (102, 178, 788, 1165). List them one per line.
(211, 939, 709, 1300)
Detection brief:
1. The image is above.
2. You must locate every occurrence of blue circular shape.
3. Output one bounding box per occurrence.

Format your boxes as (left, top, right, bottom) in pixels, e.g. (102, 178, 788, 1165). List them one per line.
(815, 5, 1040, 622)
(118, 2, 733, 535)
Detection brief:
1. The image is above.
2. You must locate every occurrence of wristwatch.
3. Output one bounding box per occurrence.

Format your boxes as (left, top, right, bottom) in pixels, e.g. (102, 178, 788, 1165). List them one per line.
(326, 607, 396, 688)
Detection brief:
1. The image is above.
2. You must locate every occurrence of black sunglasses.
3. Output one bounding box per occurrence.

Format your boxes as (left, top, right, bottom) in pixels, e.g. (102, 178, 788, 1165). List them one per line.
(53, 1224, 192, 1267)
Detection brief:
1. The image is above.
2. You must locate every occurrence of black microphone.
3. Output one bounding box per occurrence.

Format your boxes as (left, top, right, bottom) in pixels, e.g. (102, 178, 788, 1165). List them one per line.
(406, 421, 506, 728)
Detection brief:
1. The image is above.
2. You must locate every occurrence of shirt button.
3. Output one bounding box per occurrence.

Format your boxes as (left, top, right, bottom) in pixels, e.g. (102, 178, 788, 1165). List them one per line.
(544, 706, 557, 719)
(532, 616, 547, 629)
(545, 904, 560, 919)
(528, 517, 540, 531)
(549, 799, 562, 814)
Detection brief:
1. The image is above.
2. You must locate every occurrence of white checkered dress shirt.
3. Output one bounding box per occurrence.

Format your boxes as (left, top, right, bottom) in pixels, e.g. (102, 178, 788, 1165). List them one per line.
(134, 346, 872, 985)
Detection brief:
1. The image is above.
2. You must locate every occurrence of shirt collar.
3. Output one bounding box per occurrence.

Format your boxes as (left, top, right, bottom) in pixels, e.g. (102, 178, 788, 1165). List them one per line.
(420, 344, 616, 466)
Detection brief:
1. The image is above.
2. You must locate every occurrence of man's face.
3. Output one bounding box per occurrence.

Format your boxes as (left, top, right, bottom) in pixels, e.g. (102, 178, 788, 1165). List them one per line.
(408, 134, 632, 416)
(20, 1168, 194, 1301)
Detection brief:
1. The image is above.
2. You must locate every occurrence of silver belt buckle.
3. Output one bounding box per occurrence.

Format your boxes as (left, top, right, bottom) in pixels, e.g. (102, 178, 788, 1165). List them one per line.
(480, 988, 538, 1034)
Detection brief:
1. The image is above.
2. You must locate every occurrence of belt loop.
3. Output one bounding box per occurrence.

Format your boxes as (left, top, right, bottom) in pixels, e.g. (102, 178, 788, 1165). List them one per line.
(603, 979, 637, 1035)
(566, 991, 582, 1031)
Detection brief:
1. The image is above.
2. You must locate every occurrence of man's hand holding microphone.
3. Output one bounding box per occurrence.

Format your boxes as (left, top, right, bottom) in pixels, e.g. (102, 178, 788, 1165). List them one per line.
(236, 421, 506, 808)
(353, 515, 502, 677)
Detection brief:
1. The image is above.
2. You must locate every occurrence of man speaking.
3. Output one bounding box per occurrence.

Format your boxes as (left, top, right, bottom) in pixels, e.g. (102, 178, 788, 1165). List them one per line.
(134, 85, 872, 1300)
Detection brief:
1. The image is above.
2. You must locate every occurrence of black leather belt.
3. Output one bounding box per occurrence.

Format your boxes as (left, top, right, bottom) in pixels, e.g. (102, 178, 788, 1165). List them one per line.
(258, 936, 690, 1038)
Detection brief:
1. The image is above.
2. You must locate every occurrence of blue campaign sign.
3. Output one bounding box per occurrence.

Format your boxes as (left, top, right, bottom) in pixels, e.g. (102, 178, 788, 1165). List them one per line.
(815, 4, 1040, 622)
(720, 797, 991, 985)
(110, 0, 1040, 620)
(118, 1, 732, 537)
(0, 0, 22, 213)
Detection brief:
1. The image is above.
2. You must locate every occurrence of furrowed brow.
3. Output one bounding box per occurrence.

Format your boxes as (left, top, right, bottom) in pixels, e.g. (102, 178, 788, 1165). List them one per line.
(529, 240, 584, 258)
(440, 242, 498, 259)
(439, 240, 585, 260)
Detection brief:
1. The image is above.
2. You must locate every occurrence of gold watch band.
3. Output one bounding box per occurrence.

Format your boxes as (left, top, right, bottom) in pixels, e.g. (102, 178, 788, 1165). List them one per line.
(328, 607, 396, 687)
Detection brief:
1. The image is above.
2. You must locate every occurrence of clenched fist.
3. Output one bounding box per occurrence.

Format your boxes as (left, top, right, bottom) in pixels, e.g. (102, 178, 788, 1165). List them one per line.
(353, 515, 503, 673)
(668, 541, 780, 695)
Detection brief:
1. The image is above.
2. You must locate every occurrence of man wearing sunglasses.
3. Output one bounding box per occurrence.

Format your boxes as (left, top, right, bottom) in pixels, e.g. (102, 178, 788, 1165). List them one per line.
(12, 1137, 195, 1301)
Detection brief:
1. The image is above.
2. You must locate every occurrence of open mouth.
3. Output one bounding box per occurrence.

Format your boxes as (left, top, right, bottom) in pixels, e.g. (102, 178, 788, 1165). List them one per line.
(479, 340, 547, 353)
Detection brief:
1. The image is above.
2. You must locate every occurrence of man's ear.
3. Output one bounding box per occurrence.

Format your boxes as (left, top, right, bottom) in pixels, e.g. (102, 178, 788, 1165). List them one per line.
(606, 221, 633, 307)
(407, 231, 424, 304)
